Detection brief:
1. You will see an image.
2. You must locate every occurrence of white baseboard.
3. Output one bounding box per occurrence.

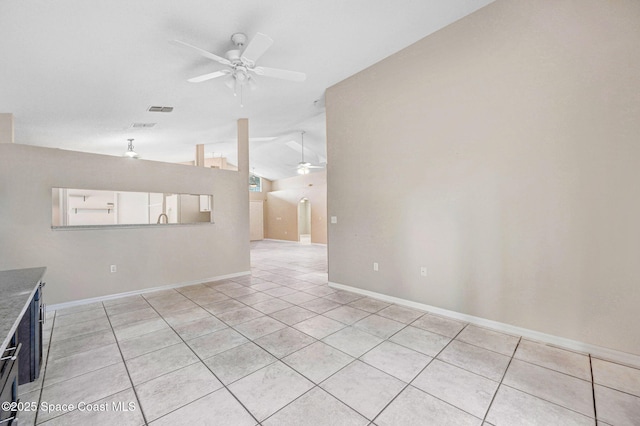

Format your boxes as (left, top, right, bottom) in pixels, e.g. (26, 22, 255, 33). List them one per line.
(261, 238, 327, 246)
(329, 281, 640, 369)
(48, 271, 251, 312)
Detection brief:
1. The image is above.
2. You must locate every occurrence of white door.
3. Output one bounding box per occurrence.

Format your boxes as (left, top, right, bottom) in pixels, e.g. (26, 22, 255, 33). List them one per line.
(250, 200, 264, 241)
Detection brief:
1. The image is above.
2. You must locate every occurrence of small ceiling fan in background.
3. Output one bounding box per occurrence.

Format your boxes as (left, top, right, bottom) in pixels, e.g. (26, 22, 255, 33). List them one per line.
(297, 131, 324, 175)
(174, 32, 306, 105)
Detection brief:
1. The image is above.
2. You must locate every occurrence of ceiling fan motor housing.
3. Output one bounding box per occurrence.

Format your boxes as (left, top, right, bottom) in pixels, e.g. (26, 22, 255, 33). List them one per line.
(225, 49, 242, 63)
(231, 32, 247, 47)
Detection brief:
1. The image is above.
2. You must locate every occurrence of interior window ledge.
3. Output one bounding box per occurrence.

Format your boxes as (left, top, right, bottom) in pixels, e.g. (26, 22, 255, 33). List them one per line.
(51, 222, 215, 231)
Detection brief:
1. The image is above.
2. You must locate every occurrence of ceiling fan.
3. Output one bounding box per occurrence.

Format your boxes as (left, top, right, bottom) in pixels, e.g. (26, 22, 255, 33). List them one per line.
(174, 32, 306, 103)
(297, 131, 324, 175)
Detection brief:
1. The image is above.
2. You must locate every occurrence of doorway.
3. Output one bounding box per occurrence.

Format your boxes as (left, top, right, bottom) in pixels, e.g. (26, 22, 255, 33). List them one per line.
(298, 198, 311, 244)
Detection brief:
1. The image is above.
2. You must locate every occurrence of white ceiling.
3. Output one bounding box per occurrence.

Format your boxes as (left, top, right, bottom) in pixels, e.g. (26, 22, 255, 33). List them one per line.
(0, 0, 493, 180)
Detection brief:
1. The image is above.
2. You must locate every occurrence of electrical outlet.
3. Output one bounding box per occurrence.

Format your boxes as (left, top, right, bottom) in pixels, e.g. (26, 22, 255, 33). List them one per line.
(373, 262, 379, 272)
(331, 216, 338, 224)
(110, 265, 117, 273)
(420, 266, 427, 277)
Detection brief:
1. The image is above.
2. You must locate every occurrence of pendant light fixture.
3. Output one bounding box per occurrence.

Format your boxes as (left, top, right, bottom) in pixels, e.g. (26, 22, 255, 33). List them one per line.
(249, 167, 259, 189)
(297, 131, 310, 175)
(124, 138, 139, 158)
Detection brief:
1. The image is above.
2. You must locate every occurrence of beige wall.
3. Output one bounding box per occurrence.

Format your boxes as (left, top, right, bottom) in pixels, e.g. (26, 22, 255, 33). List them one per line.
(249, 201, 264, 241)
(249, 177, 272, 202)
(266, 171, 327, 244)
(0, 113, 14, 144)
(326, 0, 640, 355)
(0, 144, 251, 304)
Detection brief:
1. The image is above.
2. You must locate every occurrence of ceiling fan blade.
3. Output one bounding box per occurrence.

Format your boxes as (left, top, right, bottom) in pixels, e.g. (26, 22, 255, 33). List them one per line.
(252, 66, 306, 82)
(241, 33, 273, 65)
(307, 165, 324, 169)
(285, 140, 304, 154)
(187, 70, 230, 83)
(173, 40, 231, 66)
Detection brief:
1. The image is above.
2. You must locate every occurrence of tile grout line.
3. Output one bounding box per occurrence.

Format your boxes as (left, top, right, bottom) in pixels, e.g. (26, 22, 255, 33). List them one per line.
(201, 276, 375, 423)
(488, 342, 600, 420)
(506, 354, 594, 382)
(590, 354, 598, 422)
(31, 310, 56, 426)
(481, 336, 522, 424)
(486, 346, 604, 420)
(35, 307, 141, 425)
(471, 329, 601, 420)
(218, 293, 362, 421)
(142, 300, 262, 426)
(102, 303, 150, 426)
(496, 382, 597, 420)
(271, 305, 493, 423)
(368, 321, 476, 424)
(258, 385, 321, 425)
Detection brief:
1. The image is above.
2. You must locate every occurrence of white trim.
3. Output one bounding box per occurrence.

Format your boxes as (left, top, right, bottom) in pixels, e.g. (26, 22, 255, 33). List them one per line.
(48, 271, 251, 311)
(329, 281, 640, 369)
(262, 238, 327, 246)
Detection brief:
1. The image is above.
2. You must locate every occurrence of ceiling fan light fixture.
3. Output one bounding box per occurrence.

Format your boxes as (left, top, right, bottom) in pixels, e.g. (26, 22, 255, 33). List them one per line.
(235, 69, 247, 82)
(175, 32, 306, 106)
(124, 138, 139, 158)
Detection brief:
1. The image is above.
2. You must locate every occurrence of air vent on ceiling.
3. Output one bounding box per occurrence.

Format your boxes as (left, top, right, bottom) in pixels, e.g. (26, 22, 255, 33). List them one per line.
(131, 123, 156, 128)
(147, 106, 174, 113)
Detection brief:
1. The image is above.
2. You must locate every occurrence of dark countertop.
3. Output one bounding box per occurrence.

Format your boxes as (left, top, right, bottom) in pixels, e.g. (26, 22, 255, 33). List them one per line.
(0, 267, 46, 355)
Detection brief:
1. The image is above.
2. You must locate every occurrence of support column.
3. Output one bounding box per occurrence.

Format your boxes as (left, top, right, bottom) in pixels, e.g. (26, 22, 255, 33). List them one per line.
(0, 113, 14, 144)
(237, 118, 249, 175)
(195, 144, 205, 167)
(237, 118, 251, 244)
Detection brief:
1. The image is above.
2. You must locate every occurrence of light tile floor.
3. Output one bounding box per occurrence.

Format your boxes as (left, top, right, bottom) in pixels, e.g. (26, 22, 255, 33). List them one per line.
(18, 240, 640, 425)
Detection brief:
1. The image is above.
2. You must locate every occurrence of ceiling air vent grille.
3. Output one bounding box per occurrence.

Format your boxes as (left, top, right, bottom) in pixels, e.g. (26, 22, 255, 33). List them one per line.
(131, 123, 157, 128)
(148, 106, 174, 113)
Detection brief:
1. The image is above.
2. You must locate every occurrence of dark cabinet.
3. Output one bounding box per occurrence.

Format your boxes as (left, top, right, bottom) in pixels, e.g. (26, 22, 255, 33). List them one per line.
(17, 283, 43, 385)
(0, 268, 46, 426)
(0, 335, 19, 425)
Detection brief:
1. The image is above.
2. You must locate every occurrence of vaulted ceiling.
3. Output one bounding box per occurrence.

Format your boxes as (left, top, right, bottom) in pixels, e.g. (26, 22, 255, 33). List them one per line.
(0, 0, 493, 180)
